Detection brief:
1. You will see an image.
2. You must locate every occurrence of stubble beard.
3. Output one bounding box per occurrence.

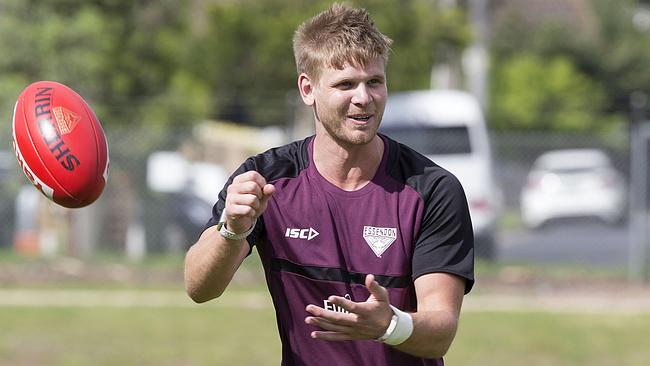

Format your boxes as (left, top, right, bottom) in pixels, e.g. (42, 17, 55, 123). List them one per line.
(325, 121, 376, 147)
(315, 104, 380, 148)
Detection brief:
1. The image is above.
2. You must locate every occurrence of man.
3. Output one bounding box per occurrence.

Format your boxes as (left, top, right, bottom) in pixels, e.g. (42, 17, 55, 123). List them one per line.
(184, 3, 474, 365)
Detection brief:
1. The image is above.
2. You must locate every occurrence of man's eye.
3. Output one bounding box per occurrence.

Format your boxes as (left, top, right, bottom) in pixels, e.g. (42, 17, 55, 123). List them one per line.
(337, 81, 353, 89)
(368, 79, 383, 86)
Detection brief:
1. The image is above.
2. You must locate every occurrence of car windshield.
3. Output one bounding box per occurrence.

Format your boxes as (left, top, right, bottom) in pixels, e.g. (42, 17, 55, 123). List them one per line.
(380, 126, 472, 155)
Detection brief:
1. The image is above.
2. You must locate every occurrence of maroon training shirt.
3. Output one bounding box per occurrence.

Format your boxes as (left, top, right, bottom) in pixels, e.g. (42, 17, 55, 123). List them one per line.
(205, 134, 474, 366)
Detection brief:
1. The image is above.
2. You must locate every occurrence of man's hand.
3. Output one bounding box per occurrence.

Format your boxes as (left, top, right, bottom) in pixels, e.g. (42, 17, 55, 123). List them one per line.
(183, 170, 274, 303)
(225, 171, 275, 234)
(304, 274, 394, 341)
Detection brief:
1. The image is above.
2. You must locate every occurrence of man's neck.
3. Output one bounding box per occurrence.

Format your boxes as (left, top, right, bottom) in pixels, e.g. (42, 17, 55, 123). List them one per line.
(313, 134, 384, 191)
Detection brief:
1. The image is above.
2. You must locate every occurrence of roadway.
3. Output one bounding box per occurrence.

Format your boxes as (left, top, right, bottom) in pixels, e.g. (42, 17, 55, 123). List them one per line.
(497, 219, 630, 268)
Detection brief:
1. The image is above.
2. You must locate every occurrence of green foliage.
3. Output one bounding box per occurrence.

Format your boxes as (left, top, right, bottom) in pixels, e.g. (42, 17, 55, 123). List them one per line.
(2, 0, 646, 133)
(0, 0, 197, 128)
(489, 0, 650, 131)
(364, 0, 471, 91)
(491, 54, 611, 131)
(0, 3, 111, 133)
(0, 0, 471, 130)
(188, 0, 470, 126)
(591, 0, 650, 114)
(188, 0, 318, 126)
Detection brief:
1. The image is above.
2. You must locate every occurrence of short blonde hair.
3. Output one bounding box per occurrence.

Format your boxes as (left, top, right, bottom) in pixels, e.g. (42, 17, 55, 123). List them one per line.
(293, 3, 392, 82)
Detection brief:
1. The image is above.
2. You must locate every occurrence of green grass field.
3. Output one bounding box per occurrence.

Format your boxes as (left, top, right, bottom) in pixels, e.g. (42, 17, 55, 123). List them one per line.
(1, 252, 648, 365)
(449, 312, 650, 366)
(0, 298, 281, 366)
(1, 288, 650, 366)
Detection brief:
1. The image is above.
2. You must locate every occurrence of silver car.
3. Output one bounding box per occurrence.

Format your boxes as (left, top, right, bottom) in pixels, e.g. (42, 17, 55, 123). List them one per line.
(520, 149, 626, 229)
(381, 90, 500, 258)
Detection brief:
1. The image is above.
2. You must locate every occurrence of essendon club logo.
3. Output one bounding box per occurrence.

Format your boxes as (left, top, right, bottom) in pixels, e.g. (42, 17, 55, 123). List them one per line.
(362, 226, 397, 258)
(53, 106, 80, 135)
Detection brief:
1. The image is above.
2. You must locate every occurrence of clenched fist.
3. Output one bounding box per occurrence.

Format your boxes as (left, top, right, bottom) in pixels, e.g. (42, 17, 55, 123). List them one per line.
(224, 171, 275, 235)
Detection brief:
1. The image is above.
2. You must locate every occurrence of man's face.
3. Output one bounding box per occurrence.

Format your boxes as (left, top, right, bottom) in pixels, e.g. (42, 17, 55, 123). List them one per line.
(301, 58, 387, 146)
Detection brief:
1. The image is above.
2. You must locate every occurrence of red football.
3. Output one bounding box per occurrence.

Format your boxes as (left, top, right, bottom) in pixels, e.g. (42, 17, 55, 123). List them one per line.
(12, 81, 109, 208)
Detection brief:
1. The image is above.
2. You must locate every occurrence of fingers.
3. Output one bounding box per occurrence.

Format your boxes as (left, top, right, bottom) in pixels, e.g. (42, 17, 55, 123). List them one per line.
(306, 317, 354, 334)
(305, 304, 357, 326)
(225, 171, 274, 233)
(365, 274, 389, 303)
(226, 182, 261, 218)
(304, 307, 373, 341)
(232, 170, 267, 187)
(304, 281, 393, 341)
(259, 183, 276, 212)
(310, 330, 356, 342)
(326, 295, 359, 314)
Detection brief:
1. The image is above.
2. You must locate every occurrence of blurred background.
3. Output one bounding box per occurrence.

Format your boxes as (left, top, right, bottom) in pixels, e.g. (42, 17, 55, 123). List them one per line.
(1, 0, 650, 365)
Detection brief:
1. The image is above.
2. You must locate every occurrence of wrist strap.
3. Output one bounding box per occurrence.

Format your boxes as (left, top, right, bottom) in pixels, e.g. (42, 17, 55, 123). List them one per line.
(218, 218, 256, 241)
(376, 305, 414, 346)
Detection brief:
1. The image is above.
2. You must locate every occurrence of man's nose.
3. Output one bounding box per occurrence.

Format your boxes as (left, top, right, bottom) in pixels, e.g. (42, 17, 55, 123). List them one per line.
(351, 84, 371, 105)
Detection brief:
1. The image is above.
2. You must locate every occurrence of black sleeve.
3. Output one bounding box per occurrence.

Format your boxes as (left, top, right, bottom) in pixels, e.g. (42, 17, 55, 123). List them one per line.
(202, 137, 311, 248)
(411, 171, 475, 294)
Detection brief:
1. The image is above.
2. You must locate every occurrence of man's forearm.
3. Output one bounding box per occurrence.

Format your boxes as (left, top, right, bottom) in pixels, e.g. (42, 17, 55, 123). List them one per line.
(392, 309, 459, 359)
(184, 226, 249, 303)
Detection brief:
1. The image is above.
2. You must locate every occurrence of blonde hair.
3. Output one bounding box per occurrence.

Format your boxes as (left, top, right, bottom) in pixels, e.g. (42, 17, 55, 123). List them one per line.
(293, 3, 392, 82)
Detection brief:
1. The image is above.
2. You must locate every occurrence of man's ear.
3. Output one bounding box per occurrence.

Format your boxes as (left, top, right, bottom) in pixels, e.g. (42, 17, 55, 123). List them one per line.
(298, 73, 315, 106)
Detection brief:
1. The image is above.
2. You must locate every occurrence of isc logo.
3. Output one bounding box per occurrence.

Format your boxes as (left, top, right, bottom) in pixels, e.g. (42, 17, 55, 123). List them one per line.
(285, 227, 319, 241)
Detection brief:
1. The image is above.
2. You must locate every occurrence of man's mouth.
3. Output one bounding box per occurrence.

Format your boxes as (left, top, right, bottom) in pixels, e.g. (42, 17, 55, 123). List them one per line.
(348, 114, 372, 122)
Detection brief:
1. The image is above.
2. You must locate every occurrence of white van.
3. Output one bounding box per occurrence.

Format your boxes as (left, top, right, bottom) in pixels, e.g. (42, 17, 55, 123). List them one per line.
(380, 89, 500, 259)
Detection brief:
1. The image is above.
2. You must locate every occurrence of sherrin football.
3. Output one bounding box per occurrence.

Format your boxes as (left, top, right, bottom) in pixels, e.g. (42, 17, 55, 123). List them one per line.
(12, 81, 109, 208)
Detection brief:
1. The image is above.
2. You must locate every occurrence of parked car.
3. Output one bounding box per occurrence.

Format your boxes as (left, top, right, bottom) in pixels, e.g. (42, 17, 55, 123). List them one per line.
(380, 90, 501, 259)
(520, 149, 626, 229)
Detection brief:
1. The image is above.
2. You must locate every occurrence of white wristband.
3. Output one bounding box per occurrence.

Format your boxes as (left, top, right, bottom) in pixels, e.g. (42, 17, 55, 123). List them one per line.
(216, 210, 256, 241)
(218, 218, 256, 241)
(376, 305, 414, 346)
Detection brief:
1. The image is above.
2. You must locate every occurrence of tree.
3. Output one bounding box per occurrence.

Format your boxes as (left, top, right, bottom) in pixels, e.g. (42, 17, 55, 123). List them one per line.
(0, 0, 201, 129)
(186, 0, 471, 126)
(491, 54, 608, 131)
(489, 0, 650, 131)
(0, 0, 472, 130)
